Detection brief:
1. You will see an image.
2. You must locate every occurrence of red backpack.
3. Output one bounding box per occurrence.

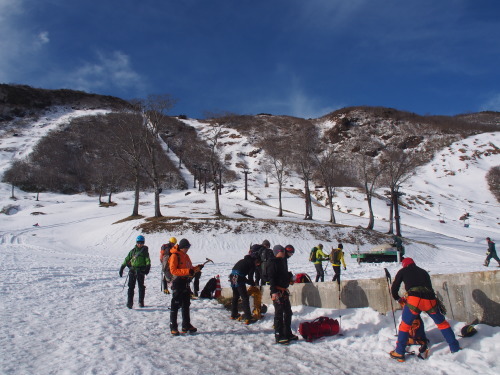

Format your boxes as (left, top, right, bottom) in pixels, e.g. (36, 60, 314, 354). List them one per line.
(295, 273, 312, 283)
(299, 316, 340, 342)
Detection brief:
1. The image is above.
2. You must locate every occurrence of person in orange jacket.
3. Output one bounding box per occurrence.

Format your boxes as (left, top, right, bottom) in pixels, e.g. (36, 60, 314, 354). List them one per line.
(169, 238, 202, 336)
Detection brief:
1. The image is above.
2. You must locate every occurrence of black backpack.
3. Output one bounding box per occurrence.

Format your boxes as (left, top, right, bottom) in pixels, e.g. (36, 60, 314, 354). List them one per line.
(249, 244, 264, 259)
(259, 247, 275, 281)
(200, 277, 217, 299)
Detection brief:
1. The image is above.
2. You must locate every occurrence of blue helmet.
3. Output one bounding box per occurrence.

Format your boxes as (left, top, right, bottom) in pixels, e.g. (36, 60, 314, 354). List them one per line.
(136, 235, 145, 243)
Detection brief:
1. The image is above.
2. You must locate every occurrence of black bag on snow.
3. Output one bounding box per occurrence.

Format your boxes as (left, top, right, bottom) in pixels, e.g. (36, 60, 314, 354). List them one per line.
(200, 277, 217, 299)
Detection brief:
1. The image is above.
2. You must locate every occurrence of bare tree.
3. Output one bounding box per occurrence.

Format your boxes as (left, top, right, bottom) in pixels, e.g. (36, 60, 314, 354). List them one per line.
(132, 94, 177, 217)
(290, 126, 319, 220)
(380, 146, 420, 236)
(314, 151, 352, 224)
(205, 123, 225, 216)
(261, 136, 290, 217)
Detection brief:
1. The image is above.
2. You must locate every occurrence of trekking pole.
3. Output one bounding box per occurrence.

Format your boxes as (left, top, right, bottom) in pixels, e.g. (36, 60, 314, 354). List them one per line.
(384, 268, 398, 336)
(442, 281, 455, 320)
(161, 269, 164, 291)
(122, 272, 129, 290)
(324, 261, 329, 275)
(337, 281, 342, 334)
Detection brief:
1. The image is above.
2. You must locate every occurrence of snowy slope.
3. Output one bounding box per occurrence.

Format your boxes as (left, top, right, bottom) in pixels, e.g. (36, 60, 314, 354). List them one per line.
(0, 112, 499, 374)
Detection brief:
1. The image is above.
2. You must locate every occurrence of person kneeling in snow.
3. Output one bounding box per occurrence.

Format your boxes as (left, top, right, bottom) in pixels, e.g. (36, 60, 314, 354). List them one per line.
(389, 258, 459, 362)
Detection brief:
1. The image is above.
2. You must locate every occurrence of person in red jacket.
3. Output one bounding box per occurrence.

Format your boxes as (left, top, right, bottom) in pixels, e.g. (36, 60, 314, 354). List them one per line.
(168, 238, 201, 336)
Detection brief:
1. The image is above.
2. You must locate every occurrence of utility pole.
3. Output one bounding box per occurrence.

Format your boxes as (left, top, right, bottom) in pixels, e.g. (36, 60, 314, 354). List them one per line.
(243, 167, 251, 200)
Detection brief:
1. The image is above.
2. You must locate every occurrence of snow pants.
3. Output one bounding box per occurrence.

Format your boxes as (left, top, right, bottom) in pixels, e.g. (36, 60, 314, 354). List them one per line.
(170, 278, 191, 330)
(231, 283, 252, 320)
(395, 296, 459, 355)
(314, 263, 325, 282)
(332, 265, 341, 284)
(127, 271, 145, 307)
(273, 291, 293, 339)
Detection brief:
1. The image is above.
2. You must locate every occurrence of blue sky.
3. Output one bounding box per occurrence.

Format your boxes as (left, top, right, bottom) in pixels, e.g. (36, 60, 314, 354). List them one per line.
(2, 0, 500, 118)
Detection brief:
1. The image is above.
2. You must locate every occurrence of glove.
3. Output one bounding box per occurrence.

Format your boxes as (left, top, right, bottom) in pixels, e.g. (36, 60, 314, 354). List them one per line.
(193, 265, 202, 274)
(398, 298, 406, 308)
(343, 267, 347, 271)
(145, 265, 151, 275)
(197, 264, 204, 270)
(189, 268, 195, 276)
(271, 293, 280, 302)
(119, 265, 126, 278)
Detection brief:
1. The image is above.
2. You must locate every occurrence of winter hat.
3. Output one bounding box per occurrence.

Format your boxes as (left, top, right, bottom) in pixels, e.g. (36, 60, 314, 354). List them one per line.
(402, 257, 415, 268)
(273, 245, 285, 256)
(262, 239, 271, 248)
(338, 243, 343, 249)
(178, 238, 191, 249)
(318, 244, 323, 249)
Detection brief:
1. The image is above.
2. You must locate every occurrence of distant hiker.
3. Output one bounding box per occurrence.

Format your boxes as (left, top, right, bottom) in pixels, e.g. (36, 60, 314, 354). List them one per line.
(268, 244, 297, 345)
(168, 238, 200, 336)
(484, 237, 500, 267)
(389, 258, 459, 362)
(119, 235, 151, 309)
(392, 235, 405, 258)
(160, 237, 177, 294)
(259, 239, 274, 286)
(330, 244, 347, 284)
(310, 244, 329, 282)
(229, 251, 261, 324)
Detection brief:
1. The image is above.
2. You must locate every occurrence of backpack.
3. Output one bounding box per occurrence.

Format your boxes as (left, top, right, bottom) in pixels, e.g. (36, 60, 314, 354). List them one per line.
(309, 247, 317, 262)
(330, 249, 341, 264)
(200, 277, 217, 299)
(163, 250, 179, 283)
(295, 273, 312, 283)
(160, 243, 175, 264)
(249, 244, 264, 259)
(299, 316, 340, 342)
(259, 247, 275, 281)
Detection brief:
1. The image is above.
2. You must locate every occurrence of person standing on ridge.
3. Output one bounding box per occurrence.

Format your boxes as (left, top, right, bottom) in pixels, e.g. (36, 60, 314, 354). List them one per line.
(119, 235, 151, 309)
(310, 244, 329, 282)
(268, 244, 297, 345)
(484, 237, 500, 267)
(389, 257, 460, 362)
(160, 237, 177, 294)
(330, 243, 347, 284)
(169, 238, 201, 336)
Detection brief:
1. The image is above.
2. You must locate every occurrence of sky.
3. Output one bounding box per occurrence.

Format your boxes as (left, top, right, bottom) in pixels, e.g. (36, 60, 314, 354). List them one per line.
(2, 0, 500, 119)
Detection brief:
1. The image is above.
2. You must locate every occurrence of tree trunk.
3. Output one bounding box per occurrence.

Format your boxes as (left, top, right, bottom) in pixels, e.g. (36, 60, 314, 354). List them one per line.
(278, 184, 283, 217)
(394, 191, 402, 237)
(214, 175, 221, 216)
(387, 190, 395, 234)
(132, 174, 140, 217)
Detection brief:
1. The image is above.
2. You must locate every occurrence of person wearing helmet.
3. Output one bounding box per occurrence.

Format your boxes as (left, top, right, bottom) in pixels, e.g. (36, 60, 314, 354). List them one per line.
(389, 257, 460, 362)
(268, 244, 297, 345)
(119, 235, 151, 309)
(160, 237, 178, 294)
(229, 250, 261, 324)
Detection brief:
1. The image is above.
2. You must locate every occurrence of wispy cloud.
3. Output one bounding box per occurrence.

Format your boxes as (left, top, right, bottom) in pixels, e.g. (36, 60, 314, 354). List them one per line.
(60, 51, 147, 95)
(480, 94, 500, 112)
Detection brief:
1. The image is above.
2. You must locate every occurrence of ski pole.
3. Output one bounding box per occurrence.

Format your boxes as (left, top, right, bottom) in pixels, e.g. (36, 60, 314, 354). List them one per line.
(384, 268, 398, 336)
(442, 281, 455, 320)
(338, 281, 342, 332)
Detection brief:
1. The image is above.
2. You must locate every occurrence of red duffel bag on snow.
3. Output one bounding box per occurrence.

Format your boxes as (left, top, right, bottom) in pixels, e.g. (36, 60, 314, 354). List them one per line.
(299, 316, 340, 342)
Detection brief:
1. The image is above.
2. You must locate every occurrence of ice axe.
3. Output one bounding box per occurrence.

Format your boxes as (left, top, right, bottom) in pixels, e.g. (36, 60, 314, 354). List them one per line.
(384, 268, 398, 336)
(201, 258, 214, 266)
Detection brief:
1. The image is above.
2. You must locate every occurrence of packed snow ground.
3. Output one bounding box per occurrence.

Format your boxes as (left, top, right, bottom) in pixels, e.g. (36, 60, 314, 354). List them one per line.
(1, 110, 499, 374)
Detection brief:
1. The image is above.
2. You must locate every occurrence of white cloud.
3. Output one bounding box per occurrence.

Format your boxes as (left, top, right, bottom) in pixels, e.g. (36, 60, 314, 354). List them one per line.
(480, 94, 500, 112)
(36, 31, 50, 46)
(62, 51, 146, 94)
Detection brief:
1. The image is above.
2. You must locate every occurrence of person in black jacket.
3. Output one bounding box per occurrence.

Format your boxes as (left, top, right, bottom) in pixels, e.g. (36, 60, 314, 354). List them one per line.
(230, 253, 261, 324)
(267, 244, 297, 345)
(389, 257, 460, 362)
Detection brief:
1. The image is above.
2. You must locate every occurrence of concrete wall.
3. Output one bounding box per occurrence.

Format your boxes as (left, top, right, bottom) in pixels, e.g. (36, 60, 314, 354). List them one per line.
(221, 269, 500, 326)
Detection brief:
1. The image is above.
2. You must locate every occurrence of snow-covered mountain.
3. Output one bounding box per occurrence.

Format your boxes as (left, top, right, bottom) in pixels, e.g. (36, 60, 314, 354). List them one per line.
(1, 89, 499, 375)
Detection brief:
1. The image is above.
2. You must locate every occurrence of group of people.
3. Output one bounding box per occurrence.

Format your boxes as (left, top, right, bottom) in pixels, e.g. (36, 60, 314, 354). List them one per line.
(309, 243, 347, 284)
(118, 235, 496, 356)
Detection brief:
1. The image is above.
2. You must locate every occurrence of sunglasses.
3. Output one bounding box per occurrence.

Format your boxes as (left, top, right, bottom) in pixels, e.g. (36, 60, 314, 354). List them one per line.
(137, 241, 145, 244)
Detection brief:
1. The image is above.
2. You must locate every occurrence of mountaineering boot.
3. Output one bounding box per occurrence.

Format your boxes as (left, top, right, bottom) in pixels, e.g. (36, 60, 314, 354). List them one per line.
(163, 289, 170, 295)
(126, 303, 133, 309)
(170, 323, 180, 336)
(244, 317, 258, 325)
(230, 313, 241, 320)
(275, 334, 290, 345)
(139, 302, 145, 308)
(287, 333, 299, 341)
(483, 260, 489, 267)
(389, 350, 405, 362)
(181, 324, 198, 334)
